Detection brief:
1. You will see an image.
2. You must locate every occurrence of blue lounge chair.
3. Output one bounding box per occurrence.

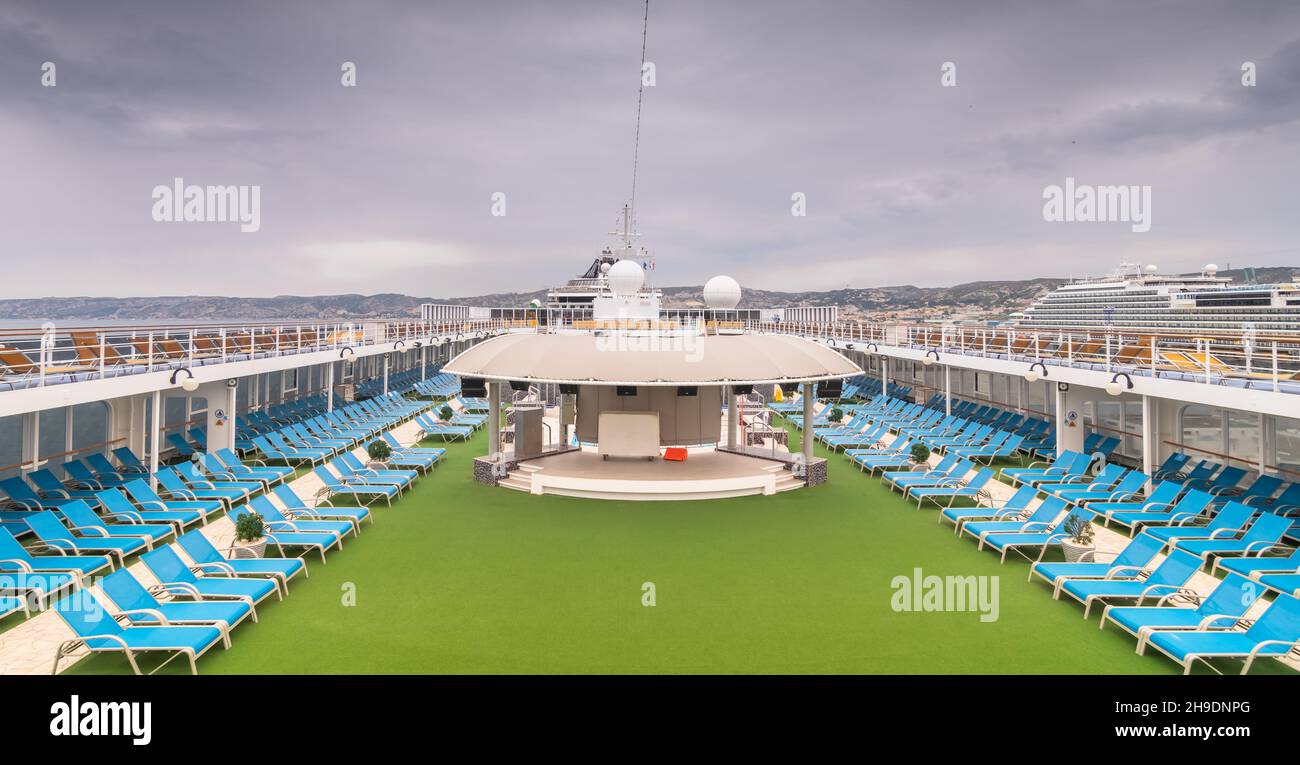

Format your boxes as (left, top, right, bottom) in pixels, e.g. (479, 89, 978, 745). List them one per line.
(229, 504, 338, 563)
(909, 467, 995, 509)
(96, 487, 199, 533)
(166, 432, 197, 458)
(1, 476, 80, 511)
(1140, 501, 1256, 549)
(1093, 481, 1183, 525)
(58, 498, 173, 548)
(1102, 572, 1261, 654)
(313, 466, 397, 507)
(26, 468, 103, 508)
(1107, 489, 1215, 533)
(51, 588, 226, 675)
(1143, 592, 1300, 674)
(336, 452, 417, 489)
(380, 431, 445, 460)
(1059, 548, 1204, 617)
(26, 510, 148, 566)
(155, 467, 240, 511)
(120, 479, 217, 525)
(215, 447, 293, 484)
(140, 545, 279, 607)
(1176, 512, 1292, 567)
(249, 496, 353, 543)
(176, 530, 305, 596)
(980, 505, 1095, 564)
(1216, 547, 1300, 579)
(0, 527, 111, 584)
(1030, 531, 1165, 592)
(964, 496, 1066, 546)
(62, 458, 126, 488)
(272, 484, 371, 531)
(100, 568, 250, 645)
(175, 461, 260, 500)
(940, 485, 1037, 532)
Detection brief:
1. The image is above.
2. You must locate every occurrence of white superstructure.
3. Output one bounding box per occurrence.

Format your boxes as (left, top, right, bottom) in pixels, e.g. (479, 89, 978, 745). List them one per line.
(1013, 263, 1300, 335)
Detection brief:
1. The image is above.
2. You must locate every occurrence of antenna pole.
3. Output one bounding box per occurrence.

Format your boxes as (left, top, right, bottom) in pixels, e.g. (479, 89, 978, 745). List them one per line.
(629, 0, 649, 230)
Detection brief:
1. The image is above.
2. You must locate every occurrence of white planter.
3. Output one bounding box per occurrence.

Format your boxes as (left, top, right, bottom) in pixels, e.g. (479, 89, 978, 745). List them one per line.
(1061, 539, 1095, 563)
(231, 537, 267, 559)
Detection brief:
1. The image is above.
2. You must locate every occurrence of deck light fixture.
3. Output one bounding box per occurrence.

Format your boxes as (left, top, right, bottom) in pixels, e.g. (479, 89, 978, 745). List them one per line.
(169, 367, 200, 392)
(1105, 372, 1134, 396)
(1023, 361, 1048, 382)
(923, 349, 940, 366)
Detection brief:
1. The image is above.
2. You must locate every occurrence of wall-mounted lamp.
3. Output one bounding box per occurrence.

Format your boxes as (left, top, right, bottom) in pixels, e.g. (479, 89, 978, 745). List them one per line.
(1105, 372, 1134, 396)
(865, 342, 879, 353)
(922, 349, 940, 366)
(338, 347, 355, 359)
(169, 367, 200, 392)
(393, 340, 406, 350)
(1023, 361, 1049, 382)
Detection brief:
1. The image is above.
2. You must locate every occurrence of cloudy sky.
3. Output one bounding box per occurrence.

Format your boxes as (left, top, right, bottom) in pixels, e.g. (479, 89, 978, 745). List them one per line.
(2, 0, 1299, 299)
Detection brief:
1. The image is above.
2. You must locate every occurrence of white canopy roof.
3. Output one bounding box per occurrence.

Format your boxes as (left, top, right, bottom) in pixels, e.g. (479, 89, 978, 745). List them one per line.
(443, 333, 860, 385)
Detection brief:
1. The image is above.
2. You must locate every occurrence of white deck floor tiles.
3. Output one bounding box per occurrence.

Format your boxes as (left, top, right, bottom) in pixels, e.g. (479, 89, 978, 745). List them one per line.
(0, 419, 426, 675)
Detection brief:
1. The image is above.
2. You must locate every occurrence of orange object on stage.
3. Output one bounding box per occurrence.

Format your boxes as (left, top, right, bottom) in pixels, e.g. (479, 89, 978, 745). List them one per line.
(662, 448, 688, 462)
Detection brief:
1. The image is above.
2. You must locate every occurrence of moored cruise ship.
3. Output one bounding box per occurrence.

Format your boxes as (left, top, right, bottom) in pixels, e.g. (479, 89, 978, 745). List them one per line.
(1013, 263, 1300, 336)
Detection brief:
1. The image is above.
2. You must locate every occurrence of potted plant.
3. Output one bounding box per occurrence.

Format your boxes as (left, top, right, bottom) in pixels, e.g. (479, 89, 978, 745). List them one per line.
(439, 404, 455, 421)
(231, 511, 266, 559)
(910, 443, 931, 467)
(1062, 514, 1096, 562)
(828, 406, 844, 424)
(366, 438, 392, 468)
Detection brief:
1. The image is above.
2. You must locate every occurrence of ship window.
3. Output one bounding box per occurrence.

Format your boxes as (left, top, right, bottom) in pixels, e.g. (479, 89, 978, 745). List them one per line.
(1228, 410, 1261, 468)
(0, 416, 22, 477)
(1277, 417, 1300, 476)
(1180, 405, 1222, 459)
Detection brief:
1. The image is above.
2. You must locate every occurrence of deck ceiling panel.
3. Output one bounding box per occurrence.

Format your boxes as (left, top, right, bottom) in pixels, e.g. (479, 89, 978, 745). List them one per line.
(442, 333, 861, 385)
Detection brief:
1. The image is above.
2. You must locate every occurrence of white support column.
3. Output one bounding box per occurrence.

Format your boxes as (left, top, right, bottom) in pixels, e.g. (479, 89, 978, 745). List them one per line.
(1054, 383, 1087, 457)
(149, 390, 162, 490)
(21, 412, 38, 474)
(1141, 395, 1158, 491)
(488, 382, 501, 461)
(420, 346, 427, 381)
(881, 357, 889, 398)
(326, 363, 335, 412)
(802, 382, 815, 465)
(725, 385, 737, 449)
(943, 365, 951, 416)
(1258, 412, 1268, 475)
(382, 354, 390, 395)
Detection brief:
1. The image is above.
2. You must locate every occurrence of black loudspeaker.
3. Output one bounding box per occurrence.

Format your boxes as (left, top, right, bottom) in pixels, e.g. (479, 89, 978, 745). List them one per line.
(509, 380, 530, 392)
(616, 386, 638, 397)
(819, 378, 843, 398)
(733, 384, 754, 395)
(461, 377, 487, 397)
(676, 386, 698, 397)
(559, 383, 579, 395)
(779, 382, 801, 395)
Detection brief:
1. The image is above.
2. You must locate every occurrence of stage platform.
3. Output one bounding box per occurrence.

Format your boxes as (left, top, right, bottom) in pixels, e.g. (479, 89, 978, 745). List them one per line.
(499, 448, 805, 501)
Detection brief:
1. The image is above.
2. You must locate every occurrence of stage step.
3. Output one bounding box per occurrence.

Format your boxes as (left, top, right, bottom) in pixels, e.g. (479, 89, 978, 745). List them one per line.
(499, 475, 532, 491)
(774, 474, 803, 492)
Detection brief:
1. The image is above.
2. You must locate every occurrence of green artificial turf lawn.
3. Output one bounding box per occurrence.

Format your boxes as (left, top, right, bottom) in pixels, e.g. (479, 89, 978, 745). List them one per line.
(65, 422, 1293, 675)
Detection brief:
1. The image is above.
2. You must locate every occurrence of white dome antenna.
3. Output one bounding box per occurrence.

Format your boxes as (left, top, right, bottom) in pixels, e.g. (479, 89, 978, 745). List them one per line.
(607, 259, 645, 297)
(704, 275, 742, 309)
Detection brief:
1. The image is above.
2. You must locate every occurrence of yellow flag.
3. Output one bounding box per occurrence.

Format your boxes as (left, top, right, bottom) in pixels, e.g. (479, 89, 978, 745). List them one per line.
(773, 385, 784, 402)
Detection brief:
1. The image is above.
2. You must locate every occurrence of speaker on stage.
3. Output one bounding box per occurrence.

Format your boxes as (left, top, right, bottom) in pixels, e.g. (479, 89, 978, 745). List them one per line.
(509, 380, 530, 392)
(616, 386, 638, 396)
(779, 382, 801, 396)
(732, 384, 754, 395)
(676, 386, 698, 397)
(559, 383, 579, 395)
(461, 377, 487, 397)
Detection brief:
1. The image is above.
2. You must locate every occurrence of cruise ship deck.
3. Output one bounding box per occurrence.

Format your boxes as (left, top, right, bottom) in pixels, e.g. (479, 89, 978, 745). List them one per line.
(2, 307, 1299, 676)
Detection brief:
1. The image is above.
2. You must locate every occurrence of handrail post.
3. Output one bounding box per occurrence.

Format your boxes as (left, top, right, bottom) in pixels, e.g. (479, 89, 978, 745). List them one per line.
(146, 331, 154, 371)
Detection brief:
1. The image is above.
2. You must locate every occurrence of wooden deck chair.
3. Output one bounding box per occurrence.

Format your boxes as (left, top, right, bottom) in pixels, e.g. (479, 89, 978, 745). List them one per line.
(69, 331, 150, 366)
(0, 345, 97, 377)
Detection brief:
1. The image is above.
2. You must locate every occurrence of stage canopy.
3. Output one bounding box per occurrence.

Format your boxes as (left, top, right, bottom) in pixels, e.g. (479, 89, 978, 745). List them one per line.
(442, 333, 861, 385)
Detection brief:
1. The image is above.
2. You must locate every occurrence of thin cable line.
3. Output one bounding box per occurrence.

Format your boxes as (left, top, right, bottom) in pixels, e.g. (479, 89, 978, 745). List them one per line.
(629, 0, 649, 229)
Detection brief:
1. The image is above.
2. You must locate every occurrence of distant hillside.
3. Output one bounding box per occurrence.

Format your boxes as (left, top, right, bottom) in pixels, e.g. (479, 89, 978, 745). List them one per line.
(2, 267, 1294, 321)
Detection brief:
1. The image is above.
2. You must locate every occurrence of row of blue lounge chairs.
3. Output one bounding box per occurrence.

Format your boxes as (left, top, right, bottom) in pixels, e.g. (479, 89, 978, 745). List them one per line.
(1, 393, 447, 673)
(827, 392, 1300, 673)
